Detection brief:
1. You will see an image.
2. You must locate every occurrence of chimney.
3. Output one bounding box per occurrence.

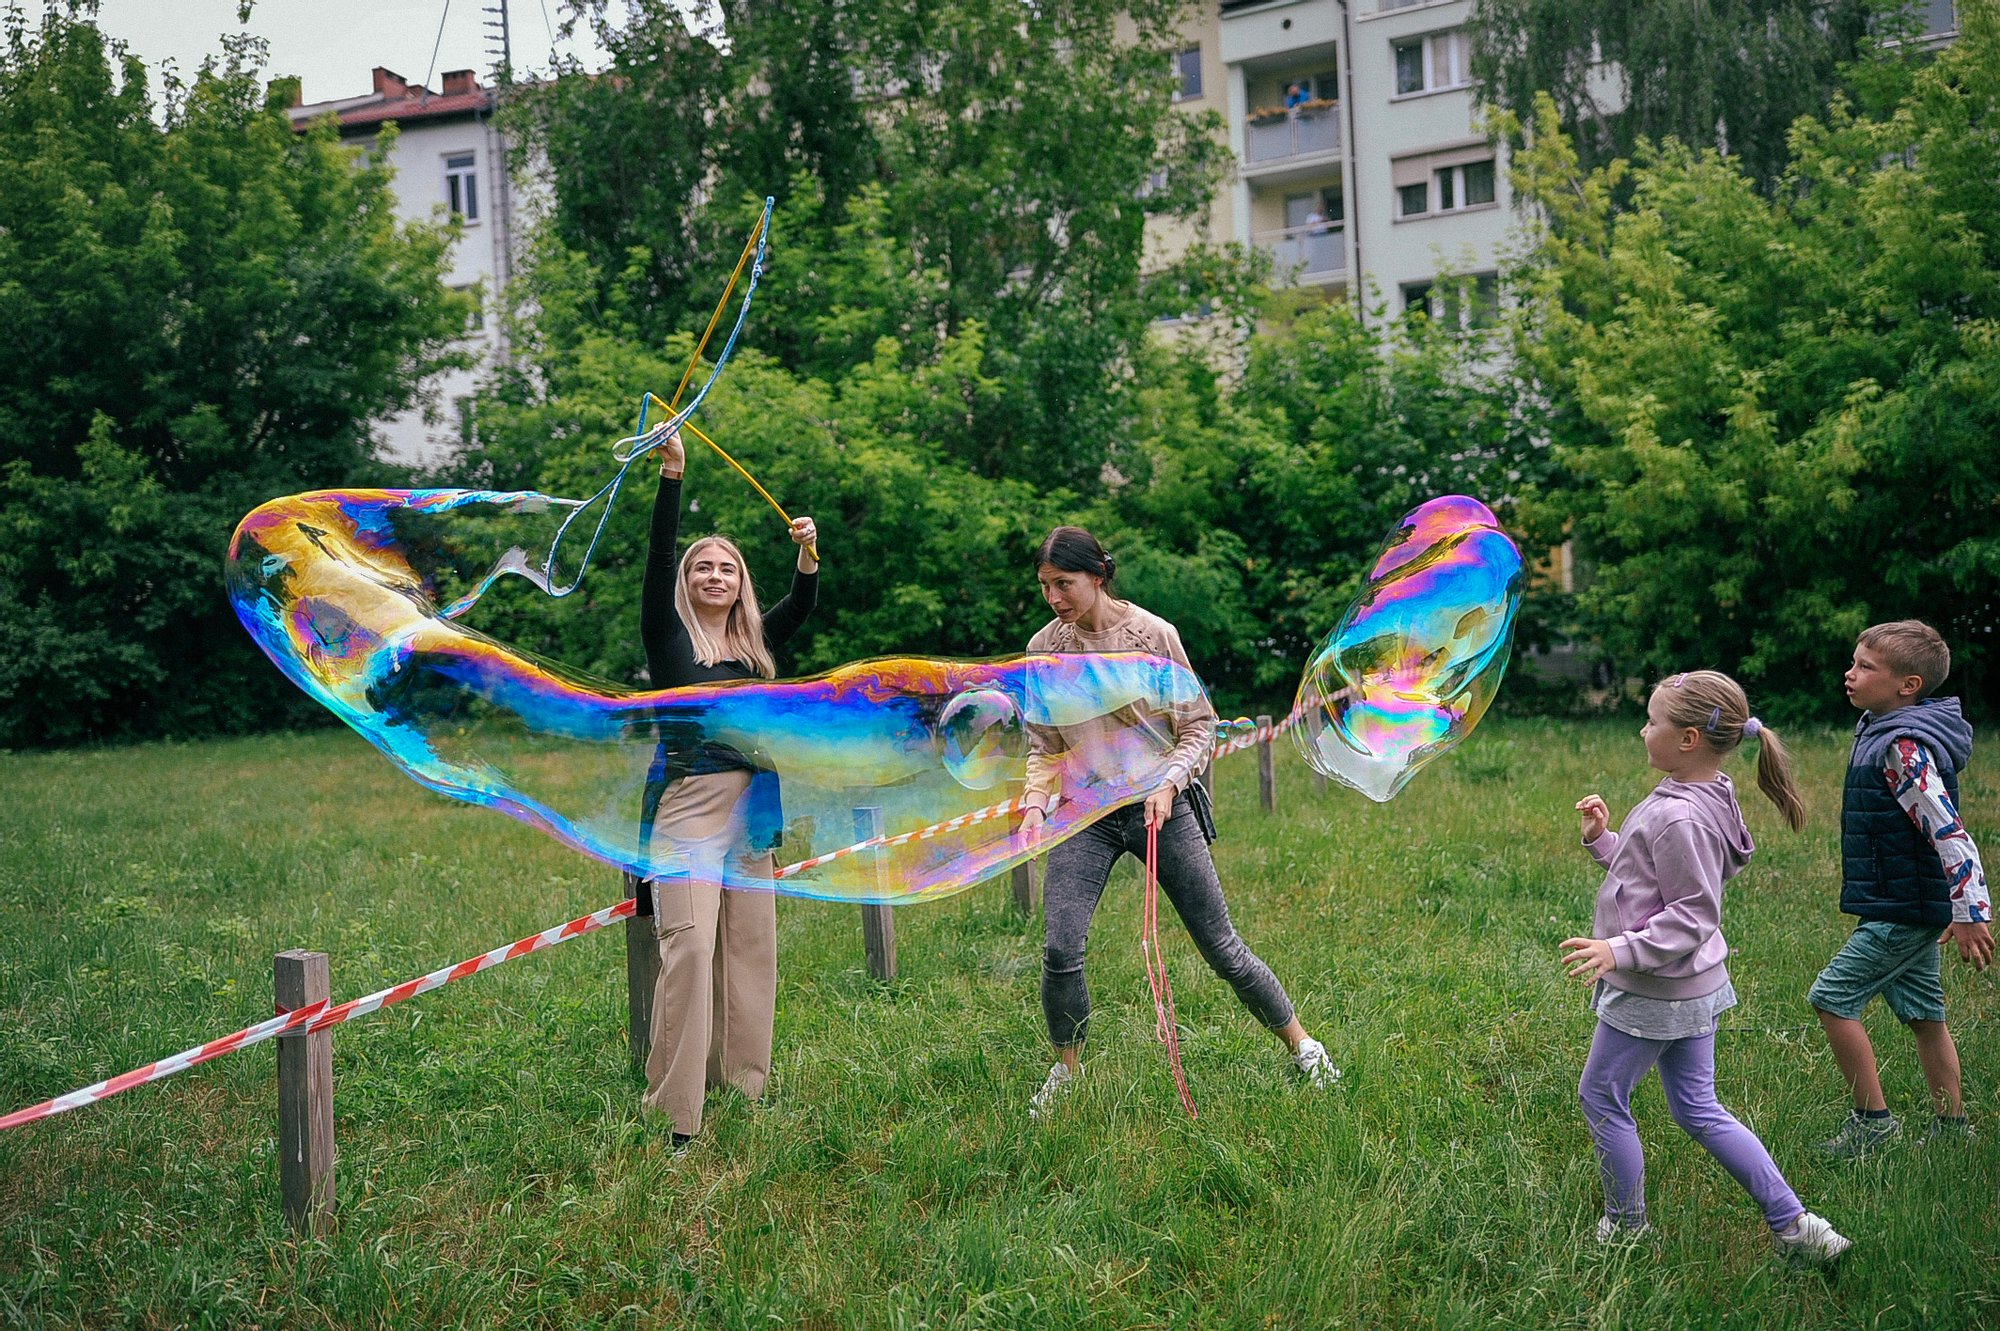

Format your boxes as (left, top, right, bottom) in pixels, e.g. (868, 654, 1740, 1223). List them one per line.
(372, 67, 412, 99)
(441, 69, 478, 95)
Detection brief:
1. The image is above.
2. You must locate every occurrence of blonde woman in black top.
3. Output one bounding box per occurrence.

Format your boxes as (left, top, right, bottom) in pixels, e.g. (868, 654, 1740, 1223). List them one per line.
(638, 429, 818, 1145)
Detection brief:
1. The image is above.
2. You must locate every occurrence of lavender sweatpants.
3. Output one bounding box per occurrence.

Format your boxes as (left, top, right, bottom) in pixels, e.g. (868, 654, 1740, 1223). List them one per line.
(1578, 1020, 1803, 1232)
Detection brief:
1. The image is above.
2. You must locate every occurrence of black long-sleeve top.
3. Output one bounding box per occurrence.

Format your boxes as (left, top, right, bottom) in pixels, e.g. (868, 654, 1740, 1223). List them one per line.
(638, 475, 817, 811)
(641, 477, 817, 688)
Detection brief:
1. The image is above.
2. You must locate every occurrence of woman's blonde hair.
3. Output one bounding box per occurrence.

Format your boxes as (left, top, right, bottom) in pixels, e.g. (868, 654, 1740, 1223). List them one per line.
(674, 535, 776, 680)
(1655, 670, 1806, 832)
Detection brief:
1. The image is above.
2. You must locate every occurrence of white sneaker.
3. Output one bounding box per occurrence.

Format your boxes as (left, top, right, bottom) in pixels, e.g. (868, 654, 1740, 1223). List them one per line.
(1028, 1061, 1081, 1121)
(1595, 1214, 1652, 1245)
(1773, 1211, 1852, 1266)
(1291, 1037, 1341, 1089)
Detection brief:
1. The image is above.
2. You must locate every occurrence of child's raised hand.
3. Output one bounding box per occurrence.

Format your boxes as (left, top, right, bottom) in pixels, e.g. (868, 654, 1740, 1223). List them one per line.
(1560, 937, 1616, 983)
(1576, 795, 1610, 844)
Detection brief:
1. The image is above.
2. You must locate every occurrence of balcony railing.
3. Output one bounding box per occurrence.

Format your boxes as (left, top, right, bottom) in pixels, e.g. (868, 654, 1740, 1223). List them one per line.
(1245, 104, 1340, 165)
(1258, 225, 1345, 280)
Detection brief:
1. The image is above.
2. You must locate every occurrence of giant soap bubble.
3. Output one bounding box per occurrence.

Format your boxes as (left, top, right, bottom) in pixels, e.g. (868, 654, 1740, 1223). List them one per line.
(1293, 495, 1522, 801)
(226, 489, 1209, 903)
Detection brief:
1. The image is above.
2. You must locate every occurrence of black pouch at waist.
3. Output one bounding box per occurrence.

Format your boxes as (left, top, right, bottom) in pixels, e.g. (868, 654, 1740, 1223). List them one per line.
(1186, 778, 1218, 845)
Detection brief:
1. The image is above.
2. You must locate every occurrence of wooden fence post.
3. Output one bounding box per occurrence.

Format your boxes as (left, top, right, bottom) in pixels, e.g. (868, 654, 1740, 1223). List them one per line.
(855, 806, 896, 981)
(1257, 713, 1277, 814)
(623, 871, 659, 1076)
(1011, 859, 1037, 918)
(274, 949, 334, 1237)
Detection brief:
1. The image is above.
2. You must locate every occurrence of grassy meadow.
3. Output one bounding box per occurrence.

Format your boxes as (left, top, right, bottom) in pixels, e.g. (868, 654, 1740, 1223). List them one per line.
(0, 719, 1995, 1330)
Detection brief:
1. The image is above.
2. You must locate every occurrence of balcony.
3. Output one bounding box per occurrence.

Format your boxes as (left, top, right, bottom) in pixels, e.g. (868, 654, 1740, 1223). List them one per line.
(1245, 104, 1340, 169)
(1259, 224, 1344, 282)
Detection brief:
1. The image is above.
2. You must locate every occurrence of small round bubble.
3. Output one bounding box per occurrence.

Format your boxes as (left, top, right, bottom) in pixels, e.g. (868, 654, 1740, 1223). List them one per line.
(937, 688, 1025, 790)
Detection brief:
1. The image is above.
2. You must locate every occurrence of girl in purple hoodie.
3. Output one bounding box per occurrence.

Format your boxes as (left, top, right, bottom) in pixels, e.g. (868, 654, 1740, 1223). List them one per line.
(1561, 670, 1851, 1263)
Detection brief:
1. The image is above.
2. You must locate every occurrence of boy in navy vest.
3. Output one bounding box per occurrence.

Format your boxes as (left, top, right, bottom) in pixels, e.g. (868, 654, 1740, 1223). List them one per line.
(1811, 620, 1991, 1156)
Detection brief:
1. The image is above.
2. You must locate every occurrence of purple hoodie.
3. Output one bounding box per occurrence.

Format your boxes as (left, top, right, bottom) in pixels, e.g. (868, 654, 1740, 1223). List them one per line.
(1585, 773, 1755, 1001)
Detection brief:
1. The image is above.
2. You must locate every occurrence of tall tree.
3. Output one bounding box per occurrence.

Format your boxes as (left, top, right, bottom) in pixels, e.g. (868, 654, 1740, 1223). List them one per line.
(0, 5, 469, 744)
(1507, 1, 2000, 717)
(1470, 0, 1901, 190)
(510, 0, 1249, 491)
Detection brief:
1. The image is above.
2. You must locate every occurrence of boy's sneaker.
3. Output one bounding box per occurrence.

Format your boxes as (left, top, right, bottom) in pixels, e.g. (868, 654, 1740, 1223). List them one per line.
(1027, 1061, 1081, 1121)
(1594, 1215, 1652, 1246)
(1772, 1212, 1852, 1266)
(1291, 1037, 1342, 1089)
(1919, 1115, 1976, 1145)
(1821, 1110, 1900, 1158)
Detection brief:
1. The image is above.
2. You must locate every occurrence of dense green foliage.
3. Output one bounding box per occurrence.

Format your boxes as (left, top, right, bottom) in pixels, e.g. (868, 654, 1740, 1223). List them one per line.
(2, 724, 1995, 1327)
(475, 1, 1552, 709)
(0, 7, 469, 746)
(1505, 4, 2000, 718)
(1468, 0, 1911, 189)
(6, 1, 1996, 746)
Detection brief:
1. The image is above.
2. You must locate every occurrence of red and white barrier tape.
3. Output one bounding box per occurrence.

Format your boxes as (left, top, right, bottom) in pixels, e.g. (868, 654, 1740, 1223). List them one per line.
(3, 713, 1305, 1132)
(0, 896, 641, 1132)
(773, 795, 1024, 879)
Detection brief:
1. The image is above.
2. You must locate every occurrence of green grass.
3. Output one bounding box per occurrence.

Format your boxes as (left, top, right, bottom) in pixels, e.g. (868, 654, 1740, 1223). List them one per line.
(0, 719, 1995, 1330)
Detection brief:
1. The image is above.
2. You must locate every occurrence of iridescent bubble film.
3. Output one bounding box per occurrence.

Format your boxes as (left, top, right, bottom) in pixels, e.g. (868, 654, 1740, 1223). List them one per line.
(226, 489, 1210, 903)
(1292, 496, 1523, 802)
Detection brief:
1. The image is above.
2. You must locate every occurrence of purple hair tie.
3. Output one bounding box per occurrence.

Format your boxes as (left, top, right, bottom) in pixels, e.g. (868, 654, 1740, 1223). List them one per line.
(1743, 717, 1763, 739)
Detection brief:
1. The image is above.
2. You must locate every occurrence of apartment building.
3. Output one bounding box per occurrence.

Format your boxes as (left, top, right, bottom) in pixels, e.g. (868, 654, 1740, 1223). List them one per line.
(1154, 0, 1509, 330)
(286, 67, 520, 466)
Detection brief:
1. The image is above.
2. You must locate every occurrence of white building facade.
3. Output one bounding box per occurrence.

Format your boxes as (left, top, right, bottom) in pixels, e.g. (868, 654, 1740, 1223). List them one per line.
(1158, 0, 1511, 329)
(288, 67, 519, 467)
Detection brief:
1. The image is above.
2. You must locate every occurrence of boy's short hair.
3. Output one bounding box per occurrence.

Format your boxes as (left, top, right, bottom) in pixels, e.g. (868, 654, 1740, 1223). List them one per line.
(1857, 620, 1951, 698)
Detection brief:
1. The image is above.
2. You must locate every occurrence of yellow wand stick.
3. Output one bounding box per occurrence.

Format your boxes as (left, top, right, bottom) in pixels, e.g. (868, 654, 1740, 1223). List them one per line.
(644, 393, 818, 565)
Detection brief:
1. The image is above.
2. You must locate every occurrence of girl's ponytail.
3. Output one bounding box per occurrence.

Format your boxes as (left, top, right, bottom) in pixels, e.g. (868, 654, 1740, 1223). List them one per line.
(1750, 722, 1807, 833)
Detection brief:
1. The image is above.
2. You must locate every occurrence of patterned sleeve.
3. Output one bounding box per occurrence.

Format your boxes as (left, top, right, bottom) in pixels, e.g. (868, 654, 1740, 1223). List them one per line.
(1885, 739, 1990, 924)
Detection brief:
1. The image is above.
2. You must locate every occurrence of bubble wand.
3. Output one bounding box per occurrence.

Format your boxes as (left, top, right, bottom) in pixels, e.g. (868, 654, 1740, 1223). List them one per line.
(636, 217, 818, 563)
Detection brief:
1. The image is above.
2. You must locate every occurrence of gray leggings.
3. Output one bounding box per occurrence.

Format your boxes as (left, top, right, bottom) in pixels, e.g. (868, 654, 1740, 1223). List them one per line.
(1041, 792, 1295, 1047)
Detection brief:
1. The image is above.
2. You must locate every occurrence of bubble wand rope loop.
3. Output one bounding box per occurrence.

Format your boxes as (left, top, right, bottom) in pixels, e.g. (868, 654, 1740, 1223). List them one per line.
(540, 198, 776, 597)
(1142, 816, 1198, 1119)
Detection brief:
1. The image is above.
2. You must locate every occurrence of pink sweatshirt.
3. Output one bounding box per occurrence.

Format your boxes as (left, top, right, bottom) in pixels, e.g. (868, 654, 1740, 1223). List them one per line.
(1585, 774, 1754, 1001)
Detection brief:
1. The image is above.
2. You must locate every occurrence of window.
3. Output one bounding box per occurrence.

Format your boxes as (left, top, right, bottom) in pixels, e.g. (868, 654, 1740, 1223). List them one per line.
(1443, 272, 1500, 329)
(1404, 272, 1500, 329)
(1432, 160, 1496, 213)
(1462, 158, 1496, 205)
(452, 284, 484, 333)
(1284, 188, 1341, 231)
(1392, 30, 1471, 97)
(445, 152, 479, 221)
(1393, 41, 1425, 95)
(454, 396, 476, 446)
(1173, 45, 1202, 101)
(1394, 146, 1497, 217)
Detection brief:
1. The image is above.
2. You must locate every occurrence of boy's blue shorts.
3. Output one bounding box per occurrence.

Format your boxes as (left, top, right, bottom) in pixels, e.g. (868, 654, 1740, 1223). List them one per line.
(1808, 920, 1948, 1023)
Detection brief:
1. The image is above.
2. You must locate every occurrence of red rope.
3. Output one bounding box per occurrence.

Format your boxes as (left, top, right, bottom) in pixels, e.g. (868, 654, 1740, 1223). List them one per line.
(1141, 817, 1198, 1119)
